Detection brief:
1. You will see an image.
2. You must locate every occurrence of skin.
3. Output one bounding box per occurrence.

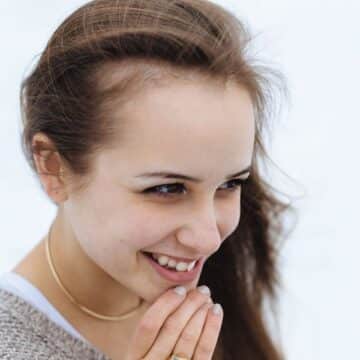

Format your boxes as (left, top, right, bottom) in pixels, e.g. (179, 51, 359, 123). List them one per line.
(13, 75, 255, 358)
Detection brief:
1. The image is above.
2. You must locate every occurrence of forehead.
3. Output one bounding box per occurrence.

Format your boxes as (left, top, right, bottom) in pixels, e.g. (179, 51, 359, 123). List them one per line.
(100, 78, 255, 178)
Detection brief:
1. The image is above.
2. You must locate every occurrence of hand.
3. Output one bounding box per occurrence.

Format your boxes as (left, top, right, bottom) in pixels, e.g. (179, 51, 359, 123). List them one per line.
(125, 285, 223, 360)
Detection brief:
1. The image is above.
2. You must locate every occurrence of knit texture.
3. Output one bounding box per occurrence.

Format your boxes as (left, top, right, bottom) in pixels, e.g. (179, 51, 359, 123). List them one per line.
(0, 288, 111, 359)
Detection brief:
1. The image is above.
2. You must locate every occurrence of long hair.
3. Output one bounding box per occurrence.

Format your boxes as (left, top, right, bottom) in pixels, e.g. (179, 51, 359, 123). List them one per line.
(20, 1, 297, 358)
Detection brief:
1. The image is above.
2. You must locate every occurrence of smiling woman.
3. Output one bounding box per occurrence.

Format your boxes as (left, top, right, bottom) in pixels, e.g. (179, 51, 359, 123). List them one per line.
(0, 0, 295, 359)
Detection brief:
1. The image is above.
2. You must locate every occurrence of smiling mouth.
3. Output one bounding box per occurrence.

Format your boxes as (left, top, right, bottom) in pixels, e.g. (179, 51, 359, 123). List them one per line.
(141, 251, 203, 284)
(141, 251, 199, 272)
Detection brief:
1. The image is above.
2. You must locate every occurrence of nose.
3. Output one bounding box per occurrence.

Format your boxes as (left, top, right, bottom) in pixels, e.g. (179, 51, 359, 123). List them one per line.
(176, 199, 222, 256)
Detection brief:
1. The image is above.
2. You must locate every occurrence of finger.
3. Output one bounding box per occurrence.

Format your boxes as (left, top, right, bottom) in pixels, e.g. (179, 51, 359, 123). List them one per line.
(171, 301, 213, 359)
(127, 286, 187, 360)
(193, 303, 223, 360)
(144, 286, 212, 360)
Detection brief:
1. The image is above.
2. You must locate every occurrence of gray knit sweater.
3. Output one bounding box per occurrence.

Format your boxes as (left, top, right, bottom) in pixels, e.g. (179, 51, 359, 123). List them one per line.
(0, 288, 111, 359)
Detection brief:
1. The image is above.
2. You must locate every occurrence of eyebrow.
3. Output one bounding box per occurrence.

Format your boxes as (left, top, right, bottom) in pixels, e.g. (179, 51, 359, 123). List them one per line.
(135, 165, 252, 183)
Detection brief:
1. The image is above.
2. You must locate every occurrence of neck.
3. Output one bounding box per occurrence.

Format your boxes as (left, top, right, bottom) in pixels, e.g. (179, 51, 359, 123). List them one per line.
(13, 211, 149, 332)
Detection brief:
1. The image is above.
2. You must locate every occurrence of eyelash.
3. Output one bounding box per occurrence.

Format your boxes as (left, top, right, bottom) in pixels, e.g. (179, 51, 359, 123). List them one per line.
(143, 178, 248, 198)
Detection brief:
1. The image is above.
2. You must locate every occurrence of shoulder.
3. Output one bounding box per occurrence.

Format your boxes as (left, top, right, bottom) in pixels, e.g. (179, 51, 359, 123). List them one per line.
(0, 288, 109, 360)
(0, 300, 47, 359)
(0, 288, 67, 359)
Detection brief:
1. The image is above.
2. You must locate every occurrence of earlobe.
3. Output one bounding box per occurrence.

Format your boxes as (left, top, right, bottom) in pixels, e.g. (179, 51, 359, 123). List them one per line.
(32, 145, 68, 203)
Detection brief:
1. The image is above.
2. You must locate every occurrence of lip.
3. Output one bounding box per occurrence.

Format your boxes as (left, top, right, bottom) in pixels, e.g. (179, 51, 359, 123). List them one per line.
(142, 252, 204, 283)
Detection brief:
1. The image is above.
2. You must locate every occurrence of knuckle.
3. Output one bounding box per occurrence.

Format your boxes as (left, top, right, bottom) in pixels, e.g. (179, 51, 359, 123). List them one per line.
(162, 318, 180, 335)
(189, 289, 209, 304)
(187, 290, 200, 300)
(138, 318, 156, 334)
(197, 341, 213, 355)
(209, 313, 223, 327)
(148, 347, 169, 360)
(180, 329, 197, 344)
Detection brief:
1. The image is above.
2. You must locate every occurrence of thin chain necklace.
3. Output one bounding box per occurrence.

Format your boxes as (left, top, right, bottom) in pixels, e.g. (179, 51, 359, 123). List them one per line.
(45, 222, 145, 321)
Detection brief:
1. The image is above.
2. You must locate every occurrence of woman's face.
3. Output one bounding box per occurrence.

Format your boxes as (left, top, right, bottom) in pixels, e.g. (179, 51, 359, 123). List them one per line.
(63, 78, 255, 302)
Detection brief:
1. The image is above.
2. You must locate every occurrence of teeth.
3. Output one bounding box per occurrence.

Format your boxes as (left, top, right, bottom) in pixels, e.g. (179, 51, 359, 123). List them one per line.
(187, 260, 196, 271)
(150, 253, 197, 272)
(158, 255, 169, 266)
(175, 262, 189, 271)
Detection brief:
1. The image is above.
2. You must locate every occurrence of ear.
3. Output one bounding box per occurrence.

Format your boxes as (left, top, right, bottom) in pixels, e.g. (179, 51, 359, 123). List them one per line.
(32, 132, 68, 203)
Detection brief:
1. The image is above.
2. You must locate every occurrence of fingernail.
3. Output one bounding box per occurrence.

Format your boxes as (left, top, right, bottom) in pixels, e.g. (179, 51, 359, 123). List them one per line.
(197, 285, 211, 296)
(212, 303, 222, 315)
(173, 286, 186, 296)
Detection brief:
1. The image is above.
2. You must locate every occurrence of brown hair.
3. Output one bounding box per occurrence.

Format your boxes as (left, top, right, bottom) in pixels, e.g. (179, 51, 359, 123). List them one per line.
(20, 0, 297, 358)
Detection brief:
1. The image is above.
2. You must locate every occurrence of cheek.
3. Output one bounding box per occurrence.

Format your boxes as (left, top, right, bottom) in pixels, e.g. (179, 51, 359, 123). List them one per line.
(219, 199, 241, 239)
(63, 182, 136, 271)
(125, 207, 178, 248)
(65, 191, 169, 271)
(86, 208, 171, 276)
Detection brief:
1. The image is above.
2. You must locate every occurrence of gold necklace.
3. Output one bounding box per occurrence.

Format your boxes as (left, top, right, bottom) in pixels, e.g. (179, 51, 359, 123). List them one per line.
(45, 222, 145, 321)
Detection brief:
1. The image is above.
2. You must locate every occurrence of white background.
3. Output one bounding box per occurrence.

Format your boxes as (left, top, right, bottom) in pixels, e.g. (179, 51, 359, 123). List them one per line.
(1, 1, 359, 358)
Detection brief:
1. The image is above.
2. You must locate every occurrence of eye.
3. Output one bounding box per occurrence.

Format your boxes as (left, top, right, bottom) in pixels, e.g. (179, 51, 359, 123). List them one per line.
(142, 178, 248, 198)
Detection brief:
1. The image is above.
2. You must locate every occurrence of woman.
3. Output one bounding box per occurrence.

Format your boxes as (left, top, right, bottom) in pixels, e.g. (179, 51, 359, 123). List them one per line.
(0, 0, 294, 359)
